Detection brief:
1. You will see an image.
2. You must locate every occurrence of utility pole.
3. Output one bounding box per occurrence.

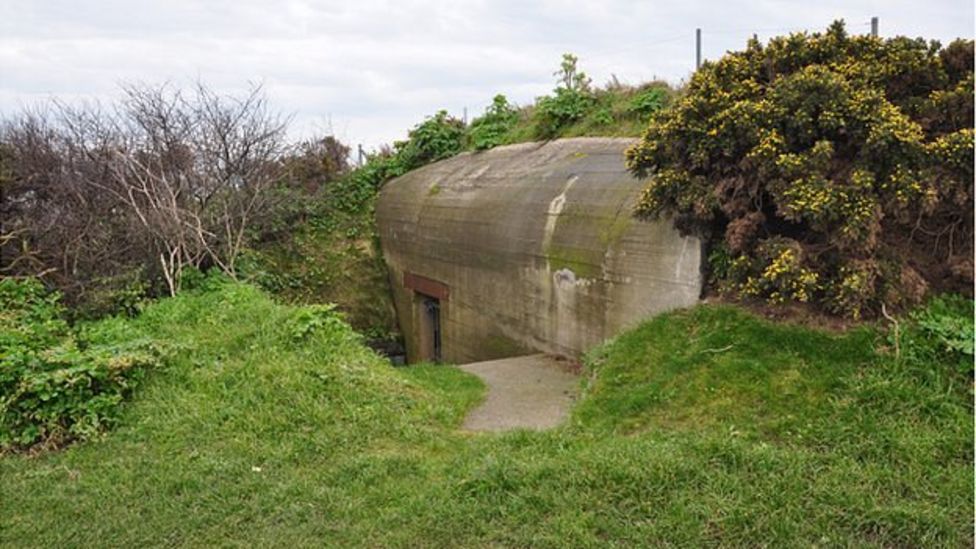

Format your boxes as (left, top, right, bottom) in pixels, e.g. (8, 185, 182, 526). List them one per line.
(695, 28, 702, 70)
(871, 16, 878, 37)
(357, 144, 365, 167)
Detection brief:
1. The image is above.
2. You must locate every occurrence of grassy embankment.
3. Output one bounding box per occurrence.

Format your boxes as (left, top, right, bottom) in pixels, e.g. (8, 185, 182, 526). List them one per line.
(492, 82, 669, 144)
(3, 281, 970, 547)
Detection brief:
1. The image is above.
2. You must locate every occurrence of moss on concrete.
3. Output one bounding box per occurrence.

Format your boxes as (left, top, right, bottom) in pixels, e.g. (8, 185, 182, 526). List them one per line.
(546, 243, 602, 279)
(599, 212, 632, 248)
(545, 210, 604, 279)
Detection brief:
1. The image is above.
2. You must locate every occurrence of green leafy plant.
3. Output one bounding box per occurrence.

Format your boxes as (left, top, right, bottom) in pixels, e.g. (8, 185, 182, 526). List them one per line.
(627, 22, 974, 318)
(329, 110, 467, 216)
(629, 86, 669, 118)
(593, 106, 614, 125)
(468, 94, 520, 150)
(897, 294, 974, 376)
(287, 303, 347, 341)
(395, 110, 467, 170)
(534, 53, 596, 138)
(0, 278, 159, 451)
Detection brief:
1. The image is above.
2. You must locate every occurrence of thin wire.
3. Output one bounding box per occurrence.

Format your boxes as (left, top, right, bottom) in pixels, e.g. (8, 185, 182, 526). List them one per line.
(586, 20, 876, 58)
(706, 21, 872, 36)
(706, 26, 810, 35)
(586, 33, 688, 57)
(557, 19, 881, 80)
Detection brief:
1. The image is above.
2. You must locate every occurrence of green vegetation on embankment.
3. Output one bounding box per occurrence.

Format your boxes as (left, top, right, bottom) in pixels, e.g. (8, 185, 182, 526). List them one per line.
(241, 187, 397, 342)
(2, 278, 971, 547)
(438, 53, 675, 152)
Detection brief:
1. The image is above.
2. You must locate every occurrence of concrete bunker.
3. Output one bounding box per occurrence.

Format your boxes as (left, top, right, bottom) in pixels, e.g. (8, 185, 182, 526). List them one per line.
(376, 137, 703, 364)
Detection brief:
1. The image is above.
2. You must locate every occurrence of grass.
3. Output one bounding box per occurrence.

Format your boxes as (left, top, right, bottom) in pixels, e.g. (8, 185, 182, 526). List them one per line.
(1, 283, 972, 547)
(577, 306, 884, 435)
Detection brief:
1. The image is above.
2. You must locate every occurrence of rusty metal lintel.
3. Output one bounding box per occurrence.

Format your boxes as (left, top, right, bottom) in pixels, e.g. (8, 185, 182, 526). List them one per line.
(404, 272, 450, 300)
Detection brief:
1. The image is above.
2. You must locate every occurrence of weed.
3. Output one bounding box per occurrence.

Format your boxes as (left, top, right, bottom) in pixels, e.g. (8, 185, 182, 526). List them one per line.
(0, 278, 160, 450)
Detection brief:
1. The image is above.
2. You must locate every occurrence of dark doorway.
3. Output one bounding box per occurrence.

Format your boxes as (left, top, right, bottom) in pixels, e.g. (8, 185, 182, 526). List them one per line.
(424, 296, 441, 362)
(411, 292, 443, 362)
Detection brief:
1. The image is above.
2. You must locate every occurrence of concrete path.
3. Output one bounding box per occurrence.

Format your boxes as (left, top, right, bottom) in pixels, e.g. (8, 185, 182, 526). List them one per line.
(458, 354, 580, 432)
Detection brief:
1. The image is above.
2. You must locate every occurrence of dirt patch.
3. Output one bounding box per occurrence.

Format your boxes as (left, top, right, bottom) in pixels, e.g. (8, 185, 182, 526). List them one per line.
(702, 294, 864, 333)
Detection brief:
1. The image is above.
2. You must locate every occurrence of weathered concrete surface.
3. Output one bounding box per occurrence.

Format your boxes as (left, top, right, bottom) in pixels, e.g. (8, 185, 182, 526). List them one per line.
(458, 354, 579, 431)
(377, 137, 703, 364)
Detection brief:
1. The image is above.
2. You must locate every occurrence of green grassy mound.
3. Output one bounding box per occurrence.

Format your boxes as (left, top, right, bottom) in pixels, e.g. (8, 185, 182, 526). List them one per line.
(2, 283, 971, 547)
(488, 83, 670, 146)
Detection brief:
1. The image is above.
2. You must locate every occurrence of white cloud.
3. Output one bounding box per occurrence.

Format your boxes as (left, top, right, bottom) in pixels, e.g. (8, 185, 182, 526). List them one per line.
(1, 0, 972, 148)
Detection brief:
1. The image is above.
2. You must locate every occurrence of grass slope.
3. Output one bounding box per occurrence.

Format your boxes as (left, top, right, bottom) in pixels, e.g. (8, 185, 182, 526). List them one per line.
(2, 284, 971, 547)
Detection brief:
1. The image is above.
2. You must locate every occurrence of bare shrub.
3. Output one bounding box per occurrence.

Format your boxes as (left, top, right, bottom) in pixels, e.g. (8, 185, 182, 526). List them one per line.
(1, 82, 290, 300)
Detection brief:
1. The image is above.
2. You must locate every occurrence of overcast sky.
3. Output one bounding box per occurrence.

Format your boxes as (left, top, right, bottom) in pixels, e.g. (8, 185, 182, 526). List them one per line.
(1, 1, 972, 151)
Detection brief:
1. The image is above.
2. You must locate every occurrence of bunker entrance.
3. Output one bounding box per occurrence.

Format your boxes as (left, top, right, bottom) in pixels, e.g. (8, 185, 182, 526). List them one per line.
(417, 294, 441, 362)
(403, 272, 449, 363)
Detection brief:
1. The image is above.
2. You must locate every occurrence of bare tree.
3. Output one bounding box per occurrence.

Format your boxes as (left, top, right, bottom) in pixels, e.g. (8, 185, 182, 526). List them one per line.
(88, 83, 288, 295)
(189, 83, 290, 275)
(1, 82, 291, 298)
(1, 107, 138, 300)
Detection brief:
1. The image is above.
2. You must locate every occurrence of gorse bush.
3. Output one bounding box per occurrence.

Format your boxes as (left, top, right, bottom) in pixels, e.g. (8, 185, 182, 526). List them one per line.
(0, 278, 159, 450)
(626, 21, 974, 318)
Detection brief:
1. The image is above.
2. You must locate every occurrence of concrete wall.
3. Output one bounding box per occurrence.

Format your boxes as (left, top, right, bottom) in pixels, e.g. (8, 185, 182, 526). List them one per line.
(376, 137, 703, 364)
